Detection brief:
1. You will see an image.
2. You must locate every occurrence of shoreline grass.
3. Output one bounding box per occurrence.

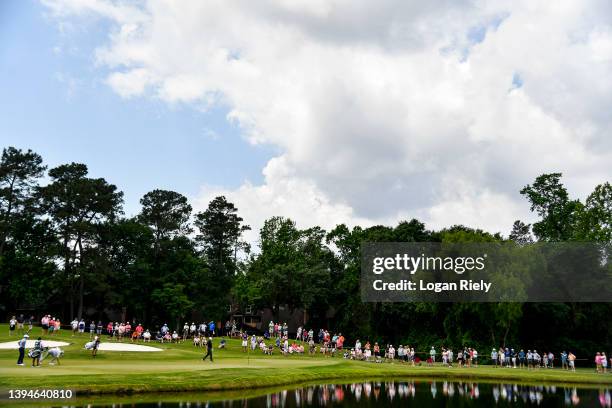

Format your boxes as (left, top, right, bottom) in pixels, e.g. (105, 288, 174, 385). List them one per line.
(0, 325, 610, 396)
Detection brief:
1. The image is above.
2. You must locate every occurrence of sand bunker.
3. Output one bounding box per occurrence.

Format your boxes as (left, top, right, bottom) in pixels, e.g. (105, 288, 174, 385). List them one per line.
(0, 340, 70, 349)
(0, 340, 161, 352)
(95, 343, 162, 352)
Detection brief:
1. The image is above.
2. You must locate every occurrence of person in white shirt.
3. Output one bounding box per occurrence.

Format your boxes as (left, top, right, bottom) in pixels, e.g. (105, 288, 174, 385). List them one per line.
(71, 318, 79, 336)
(17, 334, 28, 365)
(388, 345, 396, 361)
(143, 330, 151, 342)
(9, 316, 17, 336)
(46, 347, 64, 365)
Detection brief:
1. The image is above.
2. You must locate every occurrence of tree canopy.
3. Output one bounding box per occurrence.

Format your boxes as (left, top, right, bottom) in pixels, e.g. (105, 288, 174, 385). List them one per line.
(0, 146, 610, 357)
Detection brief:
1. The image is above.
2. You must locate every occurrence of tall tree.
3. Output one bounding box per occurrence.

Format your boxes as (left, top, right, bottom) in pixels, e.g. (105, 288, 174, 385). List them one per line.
(0, 147, 46, 256)
(138, 189, 192, 249)
(194, 196, 249, 318)
(575, 182, 611, 242)
(39, 163, 123, 318)
(195, 196, 249, 276)
(520, 173, 582, 241)
(137, 190, 196, 323)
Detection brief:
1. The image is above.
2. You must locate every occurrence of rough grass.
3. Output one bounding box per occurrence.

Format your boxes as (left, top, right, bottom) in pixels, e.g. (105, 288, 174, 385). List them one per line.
(0, 324, 610, 397)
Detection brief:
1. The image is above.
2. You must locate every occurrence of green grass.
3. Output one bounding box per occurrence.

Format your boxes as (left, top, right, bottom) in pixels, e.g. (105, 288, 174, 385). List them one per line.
(0, 325, 610, 397)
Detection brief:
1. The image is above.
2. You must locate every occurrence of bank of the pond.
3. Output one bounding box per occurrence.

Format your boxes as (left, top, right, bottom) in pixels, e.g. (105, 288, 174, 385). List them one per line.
(2, 361, 612, 396)
(0, 325, 610, 396)
(2, 381, 609, 408)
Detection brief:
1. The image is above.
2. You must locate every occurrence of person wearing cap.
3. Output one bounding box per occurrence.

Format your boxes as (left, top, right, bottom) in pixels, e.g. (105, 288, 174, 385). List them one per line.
(92, 334, 101, 357)
(17, 334, 28, 365)
(202, 337, 213, 362)
(182, 322, 189, 341)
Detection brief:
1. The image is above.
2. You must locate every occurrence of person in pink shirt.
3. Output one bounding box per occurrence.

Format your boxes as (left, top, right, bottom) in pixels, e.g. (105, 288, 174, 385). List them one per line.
(41, 315, 49, 335)
(595, 352, 603, 373)
(48, 317, 55, 335)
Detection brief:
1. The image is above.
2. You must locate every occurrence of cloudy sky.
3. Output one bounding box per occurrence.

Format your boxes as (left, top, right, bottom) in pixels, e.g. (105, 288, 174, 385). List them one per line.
(2, 0, 611, 243)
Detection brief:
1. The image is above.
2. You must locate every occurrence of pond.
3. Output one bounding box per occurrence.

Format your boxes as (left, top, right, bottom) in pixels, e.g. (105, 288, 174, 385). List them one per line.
(16, 381, 612, 407)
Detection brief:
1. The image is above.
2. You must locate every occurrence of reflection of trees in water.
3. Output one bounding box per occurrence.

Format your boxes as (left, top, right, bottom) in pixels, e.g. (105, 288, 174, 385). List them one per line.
(175, 381, 611, 407)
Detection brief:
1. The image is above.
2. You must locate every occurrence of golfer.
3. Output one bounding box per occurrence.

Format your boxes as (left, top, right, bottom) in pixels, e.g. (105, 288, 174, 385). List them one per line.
(46, 347, 64, 365)
(202, 337, 213, 362)
(16, 334, 28, 365)
(92, 335, 101, 357)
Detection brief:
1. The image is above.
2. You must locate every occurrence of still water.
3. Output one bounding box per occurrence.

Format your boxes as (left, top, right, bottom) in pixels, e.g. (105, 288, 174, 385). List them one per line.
(30, 381, 612, 408)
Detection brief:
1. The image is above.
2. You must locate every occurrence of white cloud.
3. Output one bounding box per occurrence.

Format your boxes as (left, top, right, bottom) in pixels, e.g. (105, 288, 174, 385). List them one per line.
(192, 156, 374, 247)
(43, 0, 612, 242)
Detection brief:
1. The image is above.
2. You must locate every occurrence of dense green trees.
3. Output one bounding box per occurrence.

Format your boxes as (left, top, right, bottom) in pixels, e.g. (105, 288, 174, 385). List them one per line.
(0, 147, 46, 257)
(0, 148, 55, 312)
(39, 163, 124, 320)
(237, 217, 334, 323)
(0, 146, 609, 357)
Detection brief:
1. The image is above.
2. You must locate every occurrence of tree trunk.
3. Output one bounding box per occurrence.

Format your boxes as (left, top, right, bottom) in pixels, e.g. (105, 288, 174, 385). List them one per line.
(77, 274, 84, 319)
(65, 233, 74, 320)
(0, 176, 16, 257)
(69, 290, 74, 321)
(502, 325, 510, 347)
(77, 238, 85, 319)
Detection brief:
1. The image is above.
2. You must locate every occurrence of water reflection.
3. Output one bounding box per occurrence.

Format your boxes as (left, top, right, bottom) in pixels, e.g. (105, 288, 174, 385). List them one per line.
(41, 381, 611, 407)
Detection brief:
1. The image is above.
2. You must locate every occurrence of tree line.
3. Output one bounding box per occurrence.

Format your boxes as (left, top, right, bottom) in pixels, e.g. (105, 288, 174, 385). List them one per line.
(0, 146, 610, 356)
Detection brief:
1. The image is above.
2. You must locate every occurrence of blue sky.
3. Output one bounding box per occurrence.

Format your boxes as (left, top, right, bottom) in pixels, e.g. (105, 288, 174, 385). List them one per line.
(0, 0, 275, 216)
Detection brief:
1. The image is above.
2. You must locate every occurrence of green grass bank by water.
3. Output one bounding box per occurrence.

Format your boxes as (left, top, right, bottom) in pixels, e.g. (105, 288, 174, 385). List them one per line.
(0, 325, 610, 396)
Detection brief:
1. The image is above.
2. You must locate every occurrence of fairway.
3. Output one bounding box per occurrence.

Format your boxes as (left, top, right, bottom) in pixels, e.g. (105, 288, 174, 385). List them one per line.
(1, 325, 611, 396)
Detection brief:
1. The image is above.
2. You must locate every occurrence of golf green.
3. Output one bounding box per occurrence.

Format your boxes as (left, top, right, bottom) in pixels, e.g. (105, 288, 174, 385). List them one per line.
(0, 325, 610, 395)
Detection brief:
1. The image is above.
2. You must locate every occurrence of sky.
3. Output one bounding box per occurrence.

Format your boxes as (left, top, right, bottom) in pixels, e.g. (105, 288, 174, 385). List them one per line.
(1, 0, 611, 245)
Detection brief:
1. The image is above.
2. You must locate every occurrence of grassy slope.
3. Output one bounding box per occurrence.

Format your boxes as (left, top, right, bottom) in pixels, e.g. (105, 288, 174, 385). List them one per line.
(0, 325, 610, 395)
